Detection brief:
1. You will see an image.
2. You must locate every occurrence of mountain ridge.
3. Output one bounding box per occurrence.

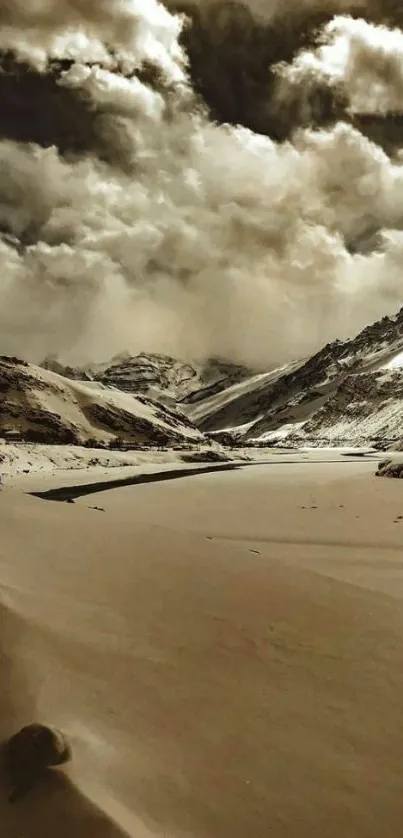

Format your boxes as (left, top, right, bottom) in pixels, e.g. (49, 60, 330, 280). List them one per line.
(0, 355, 205, 448)
(4, 304, 403, 451)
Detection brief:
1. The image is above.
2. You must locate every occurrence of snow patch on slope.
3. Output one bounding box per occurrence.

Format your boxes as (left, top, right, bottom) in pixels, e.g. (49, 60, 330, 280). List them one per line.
(0, 356, 204, 446)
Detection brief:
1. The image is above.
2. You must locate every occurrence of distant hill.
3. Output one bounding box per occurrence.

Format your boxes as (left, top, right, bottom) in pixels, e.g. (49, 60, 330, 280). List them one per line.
(0, 356, 204, 447)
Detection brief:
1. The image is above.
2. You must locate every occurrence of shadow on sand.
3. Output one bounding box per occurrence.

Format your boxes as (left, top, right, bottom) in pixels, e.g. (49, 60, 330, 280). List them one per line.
(0, 770, 133, 838)
(0, 603, 134, 838)
(29, 462, 241, 503)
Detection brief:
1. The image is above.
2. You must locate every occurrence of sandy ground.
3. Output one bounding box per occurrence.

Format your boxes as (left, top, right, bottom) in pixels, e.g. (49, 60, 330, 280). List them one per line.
(1, 454, 403, 836)
(0, 442, 222, 485)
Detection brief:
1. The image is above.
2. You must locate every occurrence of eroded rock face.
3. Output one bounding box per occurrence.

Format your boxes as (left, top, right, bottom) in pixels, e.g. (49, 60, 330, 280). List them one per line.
(5, 724, 71, 802)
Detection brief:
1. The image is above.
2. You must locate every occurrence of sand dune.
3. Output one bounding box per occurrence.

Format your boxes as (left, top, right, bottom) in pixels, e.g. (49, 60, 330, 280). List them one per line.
(2, 460, 403, 836)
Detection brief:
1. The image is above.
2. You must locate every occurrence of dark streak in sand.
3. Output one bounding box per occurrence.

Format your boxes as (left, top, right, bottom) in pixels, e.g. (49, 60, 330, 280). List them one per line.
(28, 454, 375, 504)
(29, 462, 242, 502)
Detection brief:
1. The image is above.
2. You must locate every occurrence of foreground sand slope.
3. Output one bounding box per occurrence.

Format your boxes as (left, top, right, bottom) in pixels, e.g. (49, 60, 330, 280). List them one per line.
(1, 464, 403, 836)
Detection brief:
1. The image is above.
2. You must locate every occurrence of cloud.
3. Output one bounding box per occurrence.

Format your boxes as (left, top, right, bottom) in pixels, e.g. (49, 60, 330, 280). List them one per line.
(276, 16, 403, 117)
(1, 1, 403, 369)
(0, 0, 186, 80)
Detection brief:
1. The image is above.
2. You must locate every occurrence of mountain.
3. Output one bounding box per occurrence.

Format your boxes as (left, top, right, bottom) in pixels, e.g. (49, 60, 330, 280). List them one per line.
(186, 307, 403, 449)
(43, 353, 252, 407)
(179, 358, 254, 405)
(93, 353, 200, 404)
(182, 361, 304, 434)
(287, 367, 403, 449)
(0, 356, 204, 448)
(9, 306, 403, 452)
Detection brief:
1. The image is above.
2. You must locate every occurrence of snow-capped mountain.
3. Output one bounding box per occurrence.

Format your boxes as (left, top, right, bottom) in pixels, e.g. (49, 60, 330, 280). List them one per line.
(43, 353, 252, 407)
(0, 356, 204, 448)
(286, 367, 403, 449)
(184, 306, 403, 449)
(8, 305, 403, 452)
(93, 353, 200, 404)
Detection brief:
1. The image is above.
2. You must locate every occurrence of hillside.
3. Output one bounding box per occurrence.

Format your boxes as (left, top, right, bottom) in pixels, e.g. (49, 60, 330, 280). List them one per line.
(183, 362, 303, 432)
(184, 307, 403, 449)
(93, 353, 200, 404)
(287, 368, 403, 449)
(248, 308, 403, 447)
(43, 353, 252, 408)
(6, 305, 403, 453)
(0, 356, 204, 448)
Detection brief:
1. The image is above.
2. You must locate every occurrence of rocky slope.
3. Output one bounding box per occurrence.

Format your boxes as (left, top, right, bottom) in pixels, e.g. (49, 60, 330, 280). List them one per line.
(248, 308, 403, 448)
(9, 305, 403, 451)
(0, 356, 204, 448)
(44, 353, 252, 407)
(287, 368, 403, 449)
(93, 353, 200, 404)
(185, 306, 403, 449)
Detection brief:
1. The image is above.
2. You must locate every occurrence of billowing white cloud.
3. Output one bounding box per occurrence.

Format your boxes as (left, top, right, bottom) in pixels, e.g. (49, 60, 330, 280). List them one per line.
(276, 15, 403, 116)
(0, 0, 186, 80)
(1, 1, 403, 369)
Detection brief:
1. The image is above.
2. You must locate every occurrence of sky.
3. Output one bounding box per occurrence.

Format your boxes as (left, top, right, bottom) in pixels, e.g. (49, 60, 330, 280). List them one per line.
(1, 0, 403, 368)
